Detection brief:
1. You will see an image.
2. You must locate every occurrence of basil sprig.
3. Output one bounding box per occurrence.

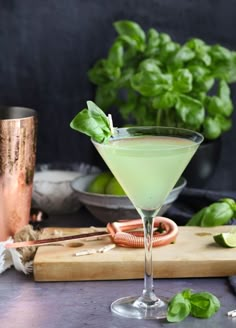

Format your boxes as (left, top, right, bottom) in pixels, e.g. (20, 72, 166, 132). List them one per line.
(167, 289, 220, 322)
(70, 101, 112, 143)
(88, 20, 236, 140)
(186, 198, 236, 226)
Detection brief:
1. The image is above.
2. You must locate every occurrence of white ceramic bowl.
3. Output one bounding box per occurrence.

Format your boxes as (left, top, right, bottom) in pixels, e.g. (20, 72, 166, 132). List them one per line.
(71, 173, 187, 223)
(32, 163, 100, 215)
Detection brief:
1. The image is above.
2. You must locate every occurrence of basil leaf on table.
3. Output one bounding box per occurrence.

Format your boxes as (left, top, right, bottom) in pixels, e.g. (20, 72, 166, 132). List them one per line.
(167, 289, 220, 323)
(167, 290, 191, 323)
(70, 101, 112, 143)
(190, 292, 221, 318)
(186, 198, 236, 226)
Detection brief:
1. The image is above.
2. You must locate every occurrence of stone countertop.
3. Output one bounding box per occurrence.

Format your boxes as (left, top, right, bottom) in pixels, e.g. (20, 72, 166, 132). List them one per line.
(0, 270, 235, 328)
(0, 209, 236, 328)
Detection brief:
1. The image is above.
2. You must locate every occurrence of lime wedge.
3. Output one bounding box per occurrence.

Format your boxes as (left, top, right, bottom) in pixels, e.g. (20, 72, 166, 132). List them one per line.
(213, 232, 236, 248)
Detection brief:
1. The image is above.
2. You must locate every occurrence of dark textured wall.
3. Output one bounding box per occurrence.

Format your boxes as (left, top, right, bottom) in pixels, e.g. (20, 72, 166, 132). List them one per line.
(0, 0, 235, 190)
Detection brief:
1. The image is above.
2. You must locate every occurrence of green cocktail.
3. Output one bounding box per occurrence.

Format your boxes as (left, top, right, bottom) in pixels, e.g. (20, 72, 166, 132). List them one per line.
(92, 126, 203, 319)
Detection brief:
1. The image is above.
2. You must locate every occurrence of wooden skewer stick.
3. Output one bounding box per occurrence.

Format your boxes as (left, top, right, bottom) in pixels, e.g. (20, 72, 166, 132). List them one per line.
(108, 114, 114, 136)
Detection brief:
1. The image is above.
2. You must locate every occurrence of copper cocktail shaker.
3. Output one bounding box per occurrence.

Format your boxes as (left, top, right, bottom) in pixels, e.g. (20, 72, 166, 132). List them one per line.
(0, 107, 37, 241)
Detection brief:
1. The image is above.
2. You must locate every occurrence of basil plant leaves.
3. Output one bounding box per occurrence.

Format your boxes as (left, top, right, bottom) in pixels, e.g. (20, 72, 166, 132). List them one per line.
(88, 20, 236, 140)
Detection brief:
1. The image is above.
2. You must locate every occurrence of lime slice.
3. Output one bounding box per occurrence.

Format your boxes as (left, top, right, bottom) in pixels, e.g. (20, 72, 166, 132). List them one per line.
(213, 232, 236, 248)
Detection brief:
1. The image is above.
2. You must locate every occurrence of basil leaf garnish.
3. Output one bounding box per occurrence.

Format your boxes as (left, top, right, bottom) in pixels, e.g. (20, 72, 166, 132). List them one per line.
(70, 101, 112, 143)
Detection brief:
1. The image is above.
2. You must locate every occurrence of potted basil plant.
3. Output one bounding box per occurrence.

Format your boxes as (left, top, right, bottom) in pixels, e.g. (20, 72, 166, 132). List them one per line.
(88, 20, 236, 187)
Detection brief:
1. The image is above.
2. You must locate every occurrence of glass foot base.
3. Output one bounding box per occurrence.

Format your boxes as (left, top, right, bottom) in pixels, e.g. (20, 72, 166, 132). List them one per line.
(111, 295, 168, 319)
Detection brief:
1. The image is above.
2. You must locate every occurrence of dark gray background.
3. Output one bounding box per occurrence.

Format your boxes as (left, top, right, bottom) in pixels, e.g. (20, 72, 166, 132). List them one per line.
(0, 0, 235, 190)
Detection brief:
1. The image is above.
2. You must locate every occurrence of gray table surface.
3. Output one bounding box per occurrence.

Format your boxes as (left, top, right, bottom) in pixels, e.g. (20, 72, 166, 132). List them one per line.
(1, 209, 236, 328)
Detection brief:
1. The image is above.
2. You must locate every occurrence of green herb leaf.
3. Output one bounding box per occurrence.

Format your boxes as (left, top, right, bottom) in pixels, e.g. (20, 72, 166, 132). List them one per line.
(88, 59, 111, 85)
(186, 199, 235, 227)
(215, 115, 232, 132)
(107, 40, 124, 68)
(159, 41, 180, 62)
(170, 45, 195, 69)
(219, 198, 236, 211)
(131, 70, 172, 97)
(87, 20, 236, 140)
(203, 116, 222, 140)
(188, 65, 214, 92)
(186, 207, 207, 226)
(70, 101, 112, 143)
(167, 289, 220, 323)
(200, 202, 234, 226)
(186, 38, 211, 66)
(190, 292, 220, 318)
(207, 80, 233, 117)
(145, 28, 160, 57)
(113, 20, 146, 52)
(138, 58, 161, 73)
(152, 91, 177, 110)
(173, 68, 193, 93)
(167, 291, 191, 322)
(176, 95, 204, 129)
(95, 85, 117, 110)
(210, 45, 236, 82)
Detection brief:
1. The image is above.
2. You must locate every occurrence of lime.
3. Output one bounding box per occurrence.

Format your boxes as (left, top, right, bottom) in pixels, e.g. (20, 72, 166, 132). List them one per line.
(213, 232, 236, 248)
(87, 172, 112, 194)
(105, 177, 126, 196)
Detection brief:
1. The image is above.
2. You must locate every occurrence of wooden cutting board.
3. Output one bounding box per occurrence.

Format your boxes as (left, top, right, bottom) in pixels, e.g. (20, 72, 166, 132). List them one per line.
(33, 226, 236, 281)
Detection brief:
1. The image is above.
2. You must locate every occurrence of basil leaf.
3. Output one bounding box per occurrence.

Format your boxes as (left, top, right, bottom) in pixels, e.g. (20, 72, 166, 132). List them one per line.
(88, 59, 111, 85)
(113, 20, 146, 51)
(145, 28, 160, 57)
(190, 292, 220, 318)
(138, 58, 161, 73)
(187, 199, 235, 226)
(107, 40, 124, 68)
(70, 101, 111, 143)
(210, 45, 236, 81)
(167, 292, 191, 322)
(186, 38, 211, 66)
(207, 80, 233, 117)
(203, 116, 222, 140)
(95, 85, 117, 110)
(170, 45, 195, 69)
(131, 70, 172, 97)
(159, 41, 180, 62)
(173, 68, 193, 93)
(152, 91, 177, 110)
(210, 44, 232, 62)
(186, 208, 207, 226)
(188, 65, 214, 92)
(159, 33, 172, 44)
(176, 95, 204, 129)
(215, 114, 232, 132)
(200, 202, 234, 227)
(220, 198, 236, 211)
(226, 52, 236, 83)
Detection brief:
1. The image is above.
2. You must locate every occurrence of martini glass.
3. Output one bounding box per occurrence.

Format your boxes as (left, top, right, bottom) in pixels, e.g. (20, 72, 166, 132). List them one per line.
(92, 126, 203, 319)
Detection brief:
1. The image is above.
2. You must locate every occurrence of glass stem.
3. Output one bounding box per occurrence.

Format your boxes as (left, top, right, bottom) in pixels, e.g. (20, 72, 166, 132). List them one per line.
(141, 214, 157, 303)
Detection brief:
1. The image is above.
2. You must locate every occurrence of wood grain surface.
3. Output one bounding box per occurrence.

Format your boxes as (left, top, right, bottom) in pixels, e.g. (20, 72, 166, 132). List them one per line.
(33, 226, 236, 281)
